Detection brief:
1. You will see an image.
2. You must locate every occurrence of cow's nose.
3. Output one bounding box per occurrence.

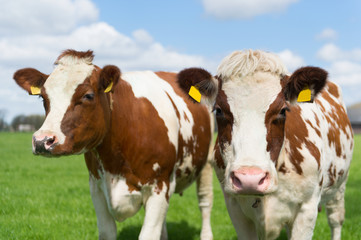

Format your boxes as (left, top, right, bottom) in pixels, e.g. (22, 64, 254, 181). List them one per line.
(231, 167, 270, 194)
(32, 134, 58, 155)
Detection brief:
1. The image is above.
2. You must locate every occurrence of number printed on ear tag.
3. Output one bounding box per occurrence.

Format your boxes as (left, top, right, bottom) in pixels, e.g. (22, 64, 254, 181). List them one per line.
(189, 86, 201, 102)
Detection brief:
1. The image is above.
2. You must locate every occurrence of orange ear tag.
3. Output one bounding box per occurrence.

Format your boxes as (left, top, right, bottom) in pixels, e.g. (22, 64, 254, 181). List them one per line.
(104, 81, 113, 93)
(30, 86, 41, 95)
(188, 86, 201, 102)
(297, 86, 311, 102)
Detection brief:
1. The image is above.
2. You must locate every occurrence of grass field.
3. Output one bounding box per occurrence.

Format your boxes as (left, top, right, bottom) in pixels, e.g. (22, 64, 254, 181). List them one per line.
(0, 132, 360, 239)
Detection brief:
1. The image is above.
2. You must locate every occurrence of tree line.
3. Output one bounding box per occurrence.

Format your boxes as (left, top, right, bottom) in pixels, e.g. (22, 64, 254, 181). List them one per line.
(0, 110, 44, 132)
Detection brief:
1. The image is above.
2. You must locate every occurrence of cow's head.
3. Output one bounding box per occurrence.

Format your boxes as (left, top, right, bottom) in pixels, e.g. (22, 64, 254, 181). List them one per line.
(14, 50, 120, 156)
(178, 50, 327, 196)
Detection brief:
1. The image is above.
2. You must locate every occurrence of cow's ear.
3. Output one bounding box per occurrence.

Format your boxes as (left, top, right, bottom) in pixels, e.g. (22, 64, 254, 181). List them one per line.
(282, 66, 327, 103)
(13, 68, 48, 95)
(99, 65, 120, 93)
(177, 68, 218, 109)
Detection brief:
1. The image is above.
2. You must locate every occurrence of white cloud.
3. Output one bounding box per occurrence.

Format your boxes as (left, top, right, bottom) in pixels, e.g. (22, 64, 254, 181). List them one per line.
(277, 49, 305, 72)
(314, 43, 361, 105)
(317, 43, 361, 62)
(0, 0, 99, 36)
(201, 0, 299, 19)
(0, 1, 217, 122)
(316, 43, 361, 86)
(315, 28, 338, 41)
(327, 61, 361, 86)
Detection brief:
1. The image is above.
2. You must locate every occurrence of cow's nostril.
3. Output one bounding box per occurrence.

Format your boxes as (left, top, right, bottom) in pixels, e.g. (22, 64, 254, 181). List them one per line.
(258, 172, 269, 185)
(46, 136, 56, 146)
(231, 172, 242, 188)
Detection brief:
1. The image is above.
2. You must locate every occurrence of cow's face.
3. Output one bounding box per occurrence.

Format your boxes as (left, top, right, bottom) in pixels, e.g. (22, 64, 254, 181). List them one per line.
(14, 50, 120, 156)
(178, 50, 327, 196)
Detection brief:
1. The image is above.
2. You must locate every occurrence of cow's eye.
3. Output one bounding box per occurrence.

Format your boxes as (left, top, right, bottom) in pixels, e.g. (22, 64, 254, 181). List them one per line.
(213, 105, 224, 118)
(83, 93, 94, 101)
(279, 106, 289, 119)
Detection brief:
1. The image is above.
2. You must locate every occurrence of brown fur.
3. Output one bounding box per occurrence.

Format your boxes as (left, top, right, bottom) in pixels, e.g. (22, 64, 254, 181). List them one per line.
(55, 49, 94, 64)
(177, 68, 217, 102)
(283, 66, 327, 102)
(13, 68, 48, 95)
(265, 92, 286, 164)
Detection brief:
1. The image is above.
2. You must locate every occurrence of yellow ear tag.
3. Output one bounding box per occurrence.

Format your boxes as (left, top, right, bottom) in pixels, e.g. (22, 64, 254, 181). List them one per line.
(188, 86, 202, 103)
(297, 86, 311, 102)
(104, 81, 113, 93)
(30, 86, 41, 95)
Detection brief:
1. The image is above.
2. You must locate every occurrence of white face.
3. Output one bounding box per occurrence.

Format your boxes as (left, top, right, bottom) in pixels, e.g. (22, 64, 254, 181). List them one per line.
(33, 55, 94, 151)
(215, 71, 283, 195)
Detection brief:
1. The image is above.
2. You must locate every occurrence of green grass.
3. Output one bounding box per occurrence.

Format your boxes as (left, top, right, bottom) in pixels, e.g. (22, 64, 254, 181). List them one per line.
(0, 132, 360, 239)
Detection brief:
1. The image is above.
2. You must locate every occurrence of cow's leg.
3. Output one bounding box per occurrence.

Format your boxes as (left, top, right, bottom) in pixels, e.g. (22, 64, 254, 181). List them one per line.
(139, 183, 172, 240)
(160, 220, 168, 240)
(289, 196, 320, 240)
(223, 192, 258, 240)
(196, 162, 214, 240)
(89, 175, 117, 240)
(325, 182, 346, 240)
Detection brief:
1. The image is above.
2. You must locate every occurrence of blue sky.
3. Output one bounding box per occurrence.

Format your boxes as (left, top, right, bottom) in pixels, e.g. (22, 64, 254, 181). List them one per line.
(1, 0, 361, 122)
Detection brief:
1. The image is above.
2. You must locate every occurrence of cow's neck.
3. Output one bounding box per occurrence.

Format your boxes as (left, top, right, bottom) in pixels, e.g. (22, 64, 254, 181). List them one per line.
(94, 78, 143, 177)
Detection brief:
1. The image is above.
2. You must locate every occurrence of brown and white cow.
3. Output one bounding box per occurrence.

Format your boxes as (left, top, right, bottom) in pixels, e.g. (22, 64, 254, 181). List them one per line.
(14, 50, 214, 240)
(177, 50, 353, 240)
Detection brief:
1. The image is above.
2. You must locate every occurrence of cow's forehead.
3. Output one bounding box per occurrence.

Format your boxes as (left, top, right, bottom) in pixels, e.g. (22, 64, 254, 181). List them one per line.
(44, 55, 95, 94)
(221, 72, 283, 117)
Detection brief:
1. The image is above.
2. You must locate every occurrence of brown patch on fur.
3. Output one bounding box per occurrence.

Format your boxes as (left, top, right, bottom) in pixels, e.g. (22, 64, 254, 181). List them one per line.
(214, 80, 234, 153)
(318, 82, 353, 158)
(177, 68, 217, 102)
(319, 176, 323, 187)
(327, 82, 340, 99)
(13, 68, 49, 95)
(56, 49, 94, 64)
(99, 65, 121, 93)
(214, 139, 225, 169)
(85, 150, 101, 179)
(328, 164, 336, 187)
(338, 169, 344, 178)
(283, 67, 327, 102)
(278, 162, 288, 174)
(265, 92, 286, 164)
(284, 106, 305, 174)
(305, 119, 321, 137)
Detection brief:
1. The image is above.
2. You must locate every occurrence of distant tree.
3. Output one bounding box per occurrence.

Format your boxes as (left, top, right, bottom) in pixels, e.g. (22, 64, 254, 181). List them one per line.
(11, 114, 45, 132)
(0, 109, 9, 131)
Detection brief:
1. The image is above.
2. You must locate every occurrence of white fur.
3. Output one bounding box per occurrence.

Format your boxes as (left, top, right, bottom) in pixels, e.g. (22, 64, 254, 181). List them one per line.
(217, 50, 288, 81)
(153, 162, 161, 172)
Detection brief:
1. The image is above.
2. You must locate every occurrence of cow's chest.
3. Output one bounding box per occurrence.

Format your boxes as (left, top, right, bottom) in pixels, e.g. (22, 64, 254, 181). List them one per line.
(96, 171, 144, 222)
